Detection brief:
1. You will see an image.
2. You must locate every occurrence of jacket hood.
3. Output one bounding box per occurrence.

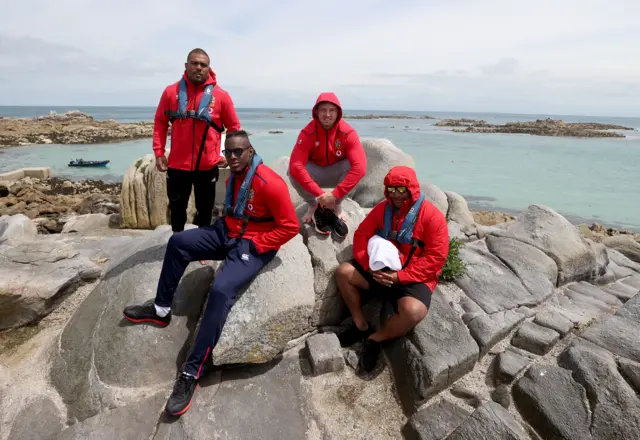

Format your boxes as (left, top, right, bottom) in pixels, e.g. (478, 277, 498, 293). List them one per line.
(312, 92, 343, 124)
(182, 70, 217, 88)
(383, 166, 422, 209)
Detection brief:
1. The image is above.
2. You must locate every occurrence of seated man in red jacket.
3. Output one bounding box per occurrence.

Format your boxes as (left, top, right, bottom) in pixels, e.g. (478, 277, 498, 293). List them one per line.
(152, 48, 241, 233)
(288, 93, 366, 238)
(335, 166, 449, 373)
(122, 130, 299, 416)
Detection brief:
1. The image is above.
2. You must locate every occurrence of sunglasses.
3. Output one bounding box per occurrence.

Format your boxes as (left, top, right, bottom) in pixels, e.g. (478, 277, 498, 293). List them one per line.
(224, 147, 251, 158)
(386, 186, 408, 194)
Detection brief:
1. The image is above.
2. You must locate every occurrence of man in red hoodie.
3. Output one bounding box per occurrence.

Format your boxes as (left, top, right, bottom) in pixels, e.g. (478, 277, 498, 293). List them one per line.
(288, 93, 366, 238)
(334, 166, 449, 372)
(122, 130, 299, 416)
(153, 48, 241, 232)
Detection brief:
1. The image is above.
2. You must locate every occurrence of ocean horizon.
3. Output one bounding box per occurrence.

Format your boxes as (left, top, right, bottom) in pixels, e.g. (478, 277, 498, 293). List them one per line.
(1, 105, 639, 232)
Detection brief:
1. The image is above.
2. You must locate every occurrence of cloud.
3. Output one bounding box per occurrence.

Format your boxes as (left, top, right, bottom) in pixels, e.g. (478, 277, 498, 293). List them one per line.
(0, 0, 639, 115)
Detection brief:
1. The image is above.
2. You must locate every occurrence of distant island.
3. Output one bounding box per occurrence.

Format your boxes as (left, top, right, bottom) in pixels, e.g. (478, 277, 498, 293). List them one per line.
(435, 118, 635, 138)
(0, 111, 153, 147)
(343, 114, 435, 120)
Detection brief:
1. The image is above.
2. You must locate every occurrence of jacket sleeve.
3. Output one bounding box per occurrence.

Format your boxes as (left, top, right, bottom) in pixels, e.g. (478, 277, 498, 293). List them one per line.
(353, 203, 385, 271)
(152, 89, 170, 158)
(397, 207, 449, 285)
(221, 93, 241, 131)
(288, 132, 323, 198)
(332, 131, 366, 200)
(252, 178, 300, 254)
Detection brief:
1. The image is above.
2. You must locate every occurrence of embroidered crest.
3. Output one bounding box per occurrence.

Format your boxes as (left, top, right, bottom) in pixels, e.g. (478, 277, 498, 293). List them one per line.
(248, 189, 255, 201)
(335, 139, 342, 148)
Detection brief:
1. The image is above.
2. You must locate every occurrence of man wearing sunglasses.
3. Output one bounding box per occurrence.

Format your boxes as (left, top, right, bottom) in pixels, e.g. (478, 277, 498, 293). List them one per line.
(288, 93, 366, 238)
(122, 130, 299, 416)
(334, 166, 449, 373)
(152, 48, 241, 234)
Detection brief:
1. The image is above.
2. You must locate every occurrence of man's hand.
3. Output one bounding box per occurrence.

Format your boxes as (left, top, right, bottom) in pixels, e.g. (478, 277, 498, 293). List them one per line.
(317, 192, 337, 210)
(218, 157, 228, 168)
(371, 270, 399, 287)
(156, 156, 168, 172)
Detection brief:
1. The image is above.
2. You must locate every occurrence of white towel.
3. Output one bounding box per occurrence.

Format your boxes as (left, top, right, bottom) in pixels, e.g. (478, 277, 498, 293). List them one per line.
(368, 235, 402, 271)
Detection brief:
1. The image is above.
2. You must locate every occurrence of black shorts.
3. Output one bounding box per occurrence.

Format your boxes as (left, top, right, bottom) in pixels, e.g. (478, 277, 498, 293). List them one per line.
(350, 259, 432, 309)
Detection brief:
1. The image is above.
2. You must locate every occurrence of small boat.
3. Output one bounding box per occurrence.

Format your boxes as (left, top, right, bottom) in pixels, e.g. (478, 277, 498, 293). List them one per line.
(68, 158, 110, 167)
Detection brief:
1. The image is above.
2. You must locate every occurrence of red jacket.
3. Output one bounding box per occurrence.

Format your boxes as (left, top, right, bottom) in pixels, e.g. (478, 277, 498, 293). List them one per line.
(288, 93, 366, 200)
(353, 166, 449, 292)
(224, 163, 300, 254)
(152, 71, 241, 171)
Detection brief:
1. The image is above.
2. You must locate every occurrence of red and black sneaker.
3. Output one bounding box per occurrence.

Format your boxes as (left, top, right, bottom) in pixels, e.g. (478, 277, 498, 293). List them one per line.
(166, 372, 198, 416)
(122, 301, 171, 327)
(313, 206, 332, 235)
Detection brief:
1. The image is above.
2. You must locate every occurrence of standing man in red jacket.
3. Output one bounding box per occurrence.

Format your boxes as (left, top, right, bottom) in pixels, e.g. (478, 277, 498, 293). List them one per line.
(288, 93, 366, 238)
(122, 130, 299, 416)
(153, 48, 241, 232)
(334, 166, 449, 372)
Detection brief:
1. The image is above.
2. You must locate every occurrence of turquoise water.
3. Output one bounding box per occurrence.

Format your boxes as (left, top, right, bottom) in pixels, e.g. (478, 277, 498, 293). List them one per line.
(1, 106, 639, 231)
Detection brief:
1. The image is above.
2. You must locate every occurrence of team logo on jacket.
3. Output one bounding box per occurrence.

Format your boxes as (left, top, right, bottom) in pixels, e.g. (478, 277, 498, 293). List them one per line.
(335, 139, 342, 148)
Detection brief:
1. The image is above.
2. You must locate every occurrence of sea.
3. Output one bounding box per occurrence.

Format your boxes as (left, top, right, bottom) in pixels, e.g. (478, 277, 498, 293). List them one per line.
(1, 106, 639, 232)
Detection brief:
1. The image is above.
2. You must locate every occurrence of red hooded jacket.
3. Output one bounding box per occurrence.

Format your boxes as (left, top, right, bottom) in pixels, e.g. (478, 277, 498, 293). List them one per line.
(152, 71, 241, 171)
(224, 163, 300, 254)
(353, 166, 449, 293)
(288, 93, 366, 200)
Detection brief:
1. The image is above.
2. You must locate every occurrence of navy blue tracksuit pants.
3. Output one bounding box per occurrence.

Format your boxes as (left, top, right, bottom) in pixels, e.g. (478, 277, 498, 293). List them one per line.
(154, 218, 276, 377)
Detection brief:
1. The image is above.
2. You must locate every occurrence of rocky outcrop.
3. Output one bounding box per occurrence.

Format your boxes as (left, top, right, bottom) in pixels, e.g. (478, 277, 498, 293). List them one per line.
(0, 213, 37, 246)
(602, 235, 640, 263)
(344, 114, 435, 120)
(0, 111, 153, 147)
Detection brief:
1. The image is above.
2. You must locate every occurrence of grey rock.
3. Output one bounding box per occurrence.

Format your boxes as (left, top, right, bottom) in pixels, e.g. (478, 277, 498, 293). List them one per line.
(447, 221, 468, 241)
(608, 248, 640, 273)
(534, 310, 574, 336)
(618, 358, 640, 393)
(548, 290, 610, 328)
(496, 349, 531, 384)
(566, 281, 622, 307)
(445, 191, 477, 236)
(53, 394, 165, 440)
(466, 309, 526, 355)
(211, 235, 315, 365)
(450, 384, 481, 400)
(600, 282, 638, 301)
(588, 239, 609, 277)
(563, 289, 617, 314)
(486, 235, 557, 304)
(404, 399, 471, 440)
(7, 397, 64, 440)
(446, 401, 529, 440)
(61, 213, 111, 235)
(296, 198, 366, 325)
(0, 240, 101, 330)
(0, 214, 37, 246)
(350, 138, 416, 207)
(616, 293, 640, 323)
(494, 204, 597, 285)
(270, 156, 305, 209)
(558, 340, 640, 440)
(516, 306, 536, 318)
(454, 241, 536, 314)
(306, 333, 345, 375)
(513, 364, 592, 440)
(511, 321, 560, 355)
(582, 315, 640, 362)
(491, 384, 511, 409)
(623, 274, 640, 289)
(385, 291, 479, 412)
(603, 235, 640, 263)
(420, 181, 448, 216)
(344, 349, 359, 370)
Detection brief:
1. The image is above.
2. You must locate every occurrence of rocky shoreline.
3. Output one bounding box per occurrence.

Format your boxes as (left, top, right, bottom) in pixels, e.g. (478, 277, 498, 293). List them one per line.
(435, 118, 635, 138)
(344, 114, 436, 120)
(0, 110, 153, 147)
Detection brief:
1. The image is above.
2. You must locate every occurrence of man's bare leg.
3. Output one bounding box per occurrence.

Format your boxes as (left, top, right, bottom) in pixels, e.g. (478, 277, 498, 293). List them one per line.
(335, 262, 370, 330)
(368, 297, 428, 342)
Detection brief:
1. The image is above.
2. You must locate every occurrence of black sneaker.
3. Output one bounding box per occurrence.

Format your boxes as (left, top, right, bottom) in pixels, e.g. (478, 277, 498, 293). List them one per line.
(166, 372, 198, 416)
(313, 207, 331, 235)
(337, 323, 374, 347)
(325, 209, 349, 239)
(123, 301, 171, 327)
(359, 339, 381, 373)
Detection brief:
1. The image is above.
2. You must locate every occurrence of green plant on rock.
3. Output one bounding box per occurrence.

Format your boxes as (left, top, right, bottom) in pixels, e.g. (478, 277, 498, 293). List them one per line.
(440, 237, 467, 281)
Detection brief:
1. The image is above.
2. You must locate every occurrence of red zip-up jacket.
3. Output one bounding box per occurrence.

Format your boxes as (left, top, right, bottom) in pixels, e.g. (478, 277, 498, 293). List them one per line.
(225, 163, 300, 254)
(353, 166, 449, 293)
(152, 71, 241, 171)
(288, 93, 366, 200)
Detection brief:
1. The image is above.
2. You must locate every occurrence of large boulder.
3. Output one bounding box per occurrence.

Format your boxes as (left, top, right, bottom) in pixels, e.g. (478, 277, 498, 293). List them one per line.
(61, 213, 111, 235)
(270, 156, 305, 209)
(603, 235, 640, 263)
(211, 234, 315, 365)
(493, 204, 597, 285)
(0, 240, 102, 330)
(0, 214, 37, 246)
(420, 181, 448, 216)
(445, 191, 477, 237)
(296, 198, 367, 325)
(350, 139, 416, 207)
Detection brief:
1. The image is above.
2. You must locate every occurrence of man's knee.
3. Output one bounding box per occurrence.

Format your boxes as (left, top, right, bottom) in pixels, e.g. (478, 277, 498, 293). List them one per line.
(336, 262, 356, 283)
(397, 298, 428, 327)
(167, 232, 186, 251)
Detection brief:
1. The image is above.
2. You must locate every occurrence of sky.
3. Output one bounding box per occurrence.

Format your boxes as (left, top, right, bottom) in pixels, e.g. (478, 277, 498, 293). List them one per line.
(1, 0, 639, 116)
